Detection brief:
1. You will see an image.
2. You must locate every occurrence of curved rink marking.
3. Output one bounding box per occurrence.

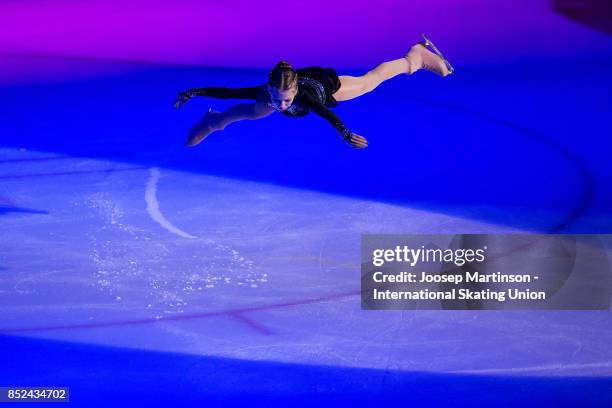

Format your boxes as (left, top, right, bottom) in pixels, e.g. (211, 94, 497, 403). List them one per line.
(384, 92, 594, 233)
(145, 166, 197, 239)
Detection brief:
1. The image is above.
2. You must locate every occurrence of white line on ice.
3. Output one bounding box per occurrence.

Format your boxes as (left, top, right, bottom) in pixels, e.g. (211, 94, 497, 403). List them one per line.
(145, 167, 197, 239)
(449, 361, 612, 375)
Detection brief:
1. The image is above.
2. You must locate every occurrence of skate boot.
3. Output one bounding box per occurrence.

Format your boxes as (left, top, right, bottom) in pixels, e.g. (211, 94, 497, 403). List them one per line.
(185, 108, 221, 147)
(404, 34, 454, 77)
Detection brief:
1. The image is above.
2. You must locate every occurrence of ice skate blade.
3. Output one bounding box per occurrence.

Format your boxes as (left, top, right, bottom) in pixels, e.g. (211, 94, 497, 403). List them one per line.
(421, 34, 455, 75)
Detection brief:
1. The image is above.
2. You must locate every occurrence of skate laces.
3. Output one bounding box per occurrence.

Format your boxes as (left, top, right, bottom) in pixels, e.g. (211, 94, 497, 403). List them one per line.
(418, 43, 441, 73)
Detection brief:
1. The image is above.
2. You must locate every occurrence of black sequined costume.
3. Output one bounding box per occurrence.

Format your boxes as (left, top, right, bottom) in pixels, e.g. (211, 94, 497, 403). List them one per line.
(186, 67, 350, 139)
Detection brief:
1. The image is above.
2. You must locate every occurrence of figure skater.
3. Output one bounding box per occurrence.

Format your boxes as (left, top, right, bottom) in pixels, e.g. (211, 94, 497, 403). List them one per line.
(174, 34, 453, 149)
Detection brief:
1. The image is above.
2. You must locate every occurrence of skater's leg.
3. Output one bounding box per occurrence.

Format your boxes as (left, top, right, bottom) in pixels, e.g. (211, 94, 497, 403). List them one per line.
(186, 102, 275, 146)
(333, 35, 453, 102)
(333, 59, 410, 102)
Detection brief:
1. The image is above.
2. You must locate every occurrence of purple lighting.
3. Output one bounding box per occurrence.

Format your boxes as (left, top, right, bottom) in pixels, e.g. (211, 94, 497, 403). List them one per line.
(1, 0, 610, 79)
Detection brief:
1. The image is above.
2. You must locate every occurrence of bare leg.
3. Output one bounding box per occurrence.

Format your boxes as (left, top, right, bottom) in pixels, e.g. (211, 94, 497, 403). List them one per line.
(186, 102, 275, 146)
(333, 58, 410, 102)
(333, 37, 452, 102)
(213, 102, 275, 130)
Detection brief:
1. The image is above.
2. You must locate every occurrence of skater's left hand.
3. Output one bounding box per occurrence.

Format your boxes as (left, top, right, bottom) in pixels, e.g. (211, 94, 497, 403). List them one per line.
(174, 91, 193, 109)
(345, 132, 368, 149)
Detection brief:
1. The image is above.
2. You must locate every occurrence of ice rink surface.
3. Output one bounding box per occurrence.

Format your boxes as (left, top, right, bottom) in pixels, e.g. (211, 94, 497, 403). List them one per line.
(1, 1, 612, 404)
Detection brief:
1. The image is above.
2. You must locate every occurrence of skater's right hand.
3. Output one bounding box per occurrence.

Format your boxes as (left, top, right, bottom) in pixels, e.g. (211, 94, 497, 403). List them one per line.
(174, 91, 193, 109)
(345, 132, 368, 149)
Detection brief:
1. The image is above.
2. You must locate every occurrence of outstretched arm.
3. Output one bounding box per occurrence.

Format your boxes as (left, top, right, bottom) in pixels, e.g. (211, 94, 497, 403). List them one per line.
(302, 93, 368, 149)
(175, 86, 265, 108)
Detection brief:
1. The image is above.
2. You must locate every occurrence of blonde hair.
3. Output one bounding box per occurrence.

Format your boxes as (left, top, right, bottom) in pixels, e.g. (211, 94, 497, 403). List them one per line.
(268, 60, 297, 90)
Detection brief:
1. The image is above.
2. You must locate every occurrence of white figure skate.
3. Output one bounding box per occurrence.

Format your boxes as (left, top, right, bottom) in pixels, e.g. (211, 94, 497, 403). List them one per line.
(404, 34, 454, 77)
(421, 34, 454, 75)
(186, 107, 221, 147)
